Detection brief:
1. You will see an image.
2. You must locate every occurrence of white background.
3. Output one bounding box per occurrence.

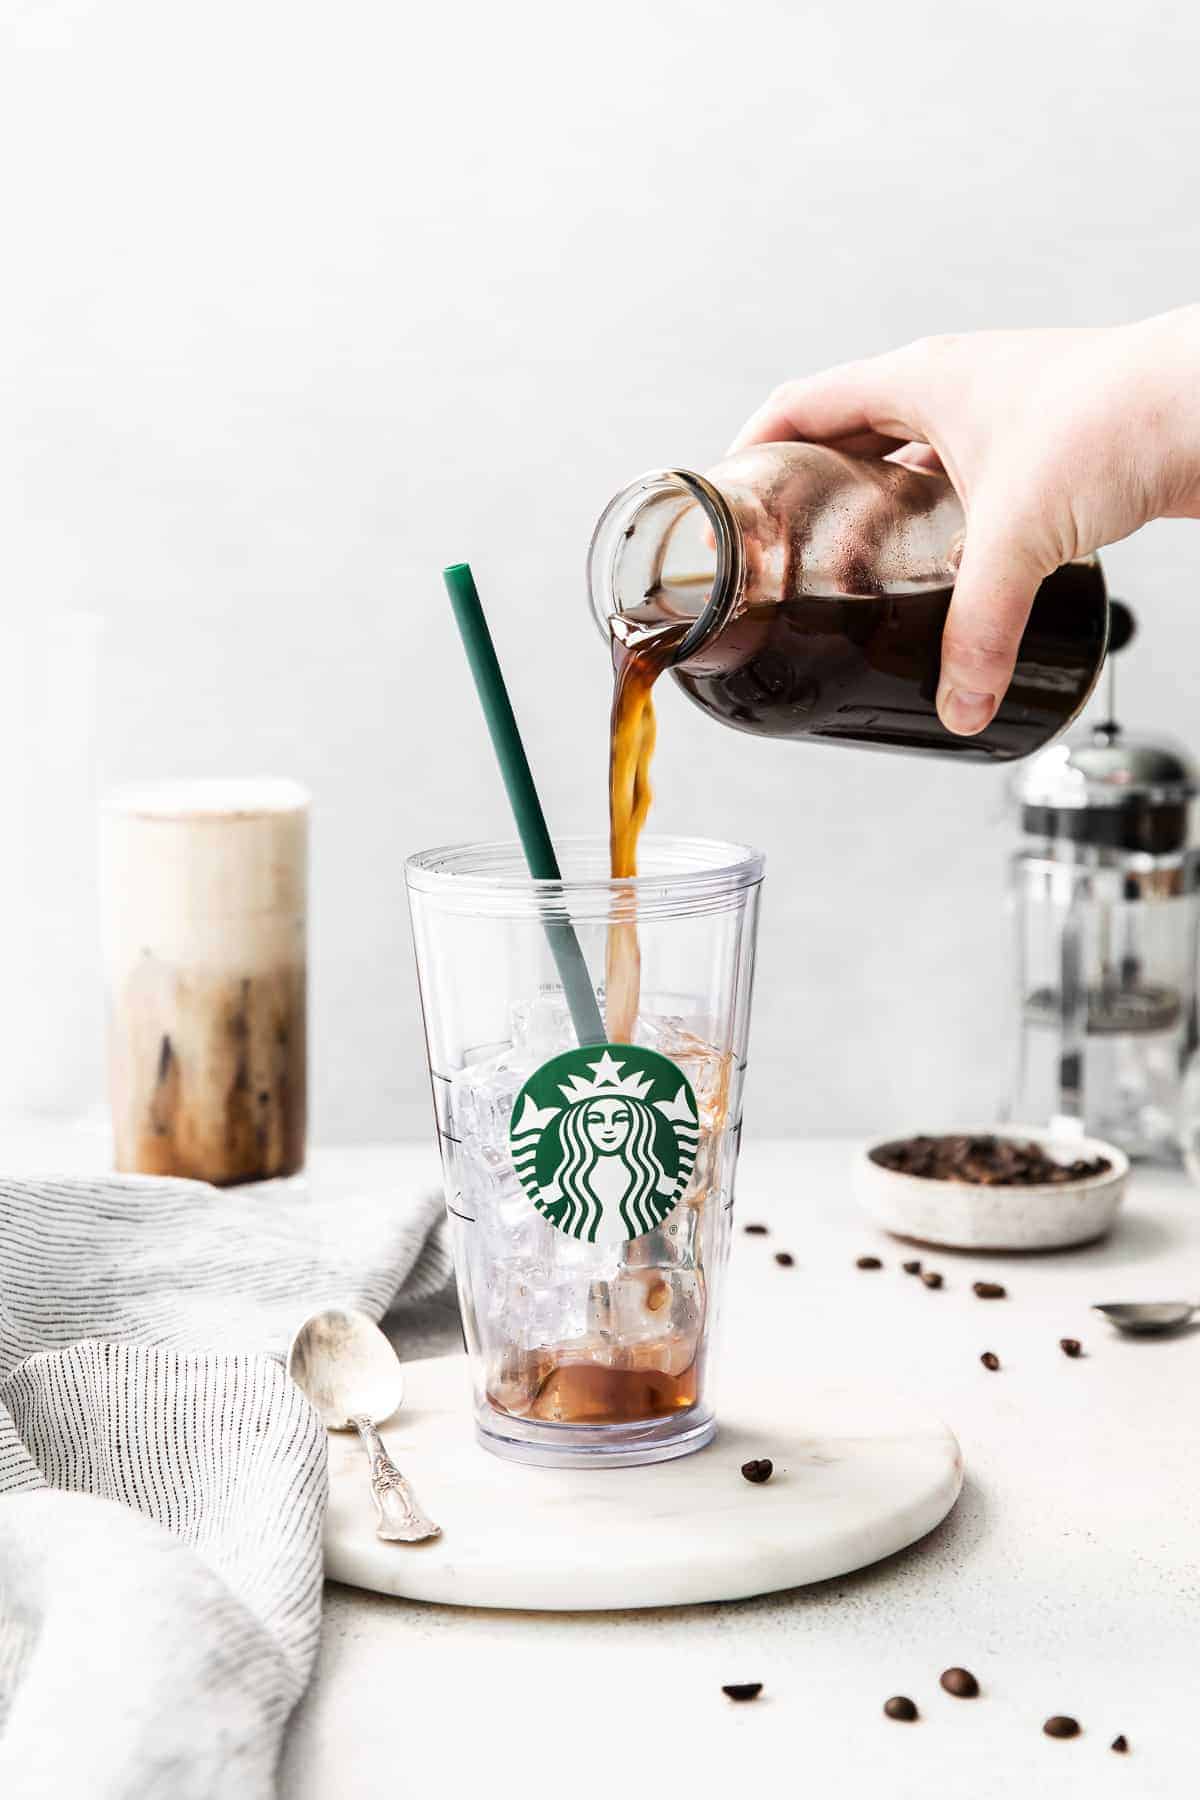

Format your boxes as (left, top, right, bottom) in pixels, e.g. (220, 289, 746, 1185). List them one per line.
(4, 0, 1200, 1139)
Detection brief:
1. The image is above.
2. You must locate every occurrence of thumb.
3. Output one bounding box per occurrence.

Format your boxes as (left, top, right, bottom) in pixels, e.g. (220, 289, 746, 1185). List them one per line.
(936, 518, 1051, 736)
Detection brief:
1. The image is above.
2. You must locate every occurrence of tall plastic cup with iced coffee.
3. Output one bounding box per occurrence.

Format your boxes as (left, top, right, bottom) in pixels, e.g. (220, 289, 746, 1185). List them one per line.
(407, 835, 762, 1468)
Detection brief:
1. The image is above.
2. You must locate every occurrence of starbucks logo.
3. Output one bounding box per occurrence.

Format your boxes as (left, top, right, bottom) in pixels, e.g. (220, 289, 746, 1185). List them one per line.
(509, 1044, 699, 1245)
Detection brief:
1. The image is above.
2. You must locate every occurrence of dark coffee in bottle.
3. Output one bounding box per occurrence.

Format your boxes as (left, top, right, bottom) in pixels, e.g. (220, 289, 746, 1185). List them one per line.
(670, 559, 1106, 760)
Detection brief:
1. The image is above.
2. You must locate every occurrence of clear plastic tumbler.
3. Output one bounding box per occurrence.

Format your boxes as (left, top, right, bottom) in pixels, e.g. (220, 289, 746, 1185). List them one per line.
(406, 836, 763, 1468)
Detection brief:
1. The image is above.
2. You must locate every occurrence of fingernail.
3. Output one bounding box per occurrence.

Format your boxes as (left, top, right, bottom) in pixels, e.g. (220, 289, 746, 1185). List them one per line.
(939, 687, 996, 734)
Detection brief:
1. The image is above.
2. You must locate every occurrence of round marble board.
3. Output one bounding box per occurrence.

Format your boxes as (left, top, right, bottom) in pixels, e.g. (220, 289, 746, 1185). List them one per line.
(323, 1355, 963, 1611)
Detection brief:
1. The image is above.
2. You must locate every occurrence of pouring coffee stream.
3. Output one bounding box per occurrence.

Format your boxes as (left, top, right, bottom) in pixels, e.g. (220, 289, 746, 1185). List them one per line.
(606, 611, 691, 1041)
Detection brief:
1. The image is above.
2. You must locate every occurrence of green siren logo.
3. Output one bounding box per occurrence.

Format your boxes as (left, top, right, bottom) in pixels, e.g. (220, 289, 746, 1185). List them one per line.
(509, 1044, 699, 1245)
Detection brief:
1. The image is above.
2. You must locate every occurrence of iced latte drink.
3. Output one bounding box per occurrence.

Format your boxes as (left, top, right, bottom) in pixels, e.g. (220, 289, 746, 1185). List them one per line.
(101, 780, 308, 1185)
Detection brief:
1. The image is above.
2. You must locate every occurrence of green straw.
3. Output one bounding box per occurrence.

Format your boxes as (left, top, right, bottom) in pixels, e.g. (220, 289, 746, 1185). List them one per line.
(443, 562, 606, 1047)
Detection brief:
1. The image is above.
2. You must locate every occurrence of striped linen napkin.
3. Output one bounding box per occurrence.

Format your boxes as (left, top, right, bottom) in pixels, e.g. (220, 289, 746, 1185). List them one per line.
(0, 1171, 451, 1800)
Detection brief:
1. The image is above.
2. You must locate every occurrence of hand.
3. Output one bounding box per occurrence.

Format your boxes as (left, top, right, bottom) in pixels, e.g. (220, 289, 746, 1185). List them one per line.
(730, 307, 1200, 734)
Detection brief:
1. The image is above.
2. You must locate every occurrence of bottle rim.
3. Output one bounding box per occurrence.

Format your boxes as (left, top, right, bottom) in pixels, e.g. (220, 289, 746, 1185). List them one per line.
(585, 468, 742, 666)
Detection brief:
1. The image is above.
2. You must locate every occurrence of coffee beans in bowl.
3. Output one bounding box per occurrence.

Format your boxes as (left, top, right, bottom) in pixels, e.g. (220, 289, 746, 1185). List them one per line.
(873, 1134, 1111, 1186)
(854, 1126, 1129, 1252)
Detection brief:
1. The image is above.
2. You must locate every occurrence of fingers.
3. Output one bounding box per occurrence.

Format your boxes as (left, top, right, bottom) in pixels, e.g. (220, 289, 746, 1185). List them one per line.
(728, 353, 926, 455)
(936, 521, 1049, 734)
(886, 441, 945, 475)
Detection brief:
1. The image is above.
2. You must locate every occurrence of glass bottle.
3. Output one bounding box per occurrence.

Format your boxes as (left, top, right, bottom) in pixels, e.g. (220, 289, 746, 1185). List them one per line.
(588, 443, 1109, 762)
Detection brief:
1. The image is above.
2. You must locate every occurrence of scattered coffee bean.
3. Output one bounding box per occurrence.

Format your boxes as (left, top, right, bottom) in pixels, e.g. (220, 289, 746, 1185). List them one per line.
(856, 1255, 883, 1270)
(902, 1259, 922, 1275)
(744, 1223, 769, 1236)
(872, 1134, 1110, 1186)
(973, 1281, 1007, 1299)
(741, 1459, 773, 1484)
(1111, 1734, 1129, 1754)
(1043, 1715, 1081, 1739)
(774, 1251, 795, 1267)
(940, 1667, 979, 1698)
(883, 1696, 918, 1721)
(921, 1271, 944, 1289)
(980, 1352, 1000, 1371)
(1060, 1338, 1082, 1358)
(722, 1683, 762, 1702)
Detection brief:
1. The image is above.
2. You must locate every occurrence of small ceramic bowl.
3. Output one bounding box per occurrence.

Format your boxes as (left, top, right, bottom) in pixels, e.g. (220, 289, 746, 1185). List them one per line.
(854, 1126, 1130, 1252)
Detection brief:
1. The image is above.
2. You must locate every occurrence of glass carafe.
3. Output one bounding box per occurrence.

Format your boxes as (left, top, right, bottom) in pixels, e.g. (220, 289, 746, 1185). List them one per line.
(588, 444, 1109, 762)
(1009, 726, 1199, 1160)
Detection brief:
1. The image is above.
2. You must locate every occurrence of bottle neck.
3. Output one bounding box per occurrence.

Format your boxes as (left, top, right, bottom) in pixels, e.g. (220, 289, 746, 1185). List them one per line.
(587, 468, 744, 666)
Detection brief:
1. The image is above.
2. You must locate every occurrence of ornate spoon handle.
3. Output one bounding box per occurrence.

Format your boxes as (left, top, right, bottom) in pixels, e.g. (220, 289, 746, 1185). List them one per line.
(349, 1415, 442, 1543)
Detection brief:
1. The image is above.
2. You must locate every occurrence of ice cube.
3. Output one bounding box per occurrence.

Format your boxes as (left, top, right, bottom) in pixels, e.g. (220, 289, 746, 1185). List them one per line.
(620, 1202, 696, 1268)
(633, 1013, 733, 1130)
(607, 1265, 703, 1355)
(509, 990, 578, 1060)
(450, 1050, 525, 1157)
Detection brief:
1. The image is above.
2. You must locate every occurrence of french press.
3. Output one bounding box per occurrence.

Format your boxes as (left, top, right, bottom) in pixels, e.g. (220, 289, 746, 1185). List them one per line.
(1007, 604, 1199, 1160)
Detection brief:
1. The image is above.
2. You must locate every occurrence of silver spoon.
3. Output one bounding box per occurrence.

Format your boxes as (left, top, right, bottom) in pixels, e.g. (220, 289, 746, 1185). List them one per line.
(1092, 1300, 1199, 1334)
(287, 1307, 441, 1543)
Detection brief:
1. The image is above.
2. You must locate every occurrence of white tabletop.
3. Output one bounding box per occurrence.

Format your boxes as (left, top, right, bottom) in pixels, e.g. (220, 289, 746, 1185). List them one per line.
(278, 1136, 1198, 1800)
(5, 1123, 1192, 1796)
